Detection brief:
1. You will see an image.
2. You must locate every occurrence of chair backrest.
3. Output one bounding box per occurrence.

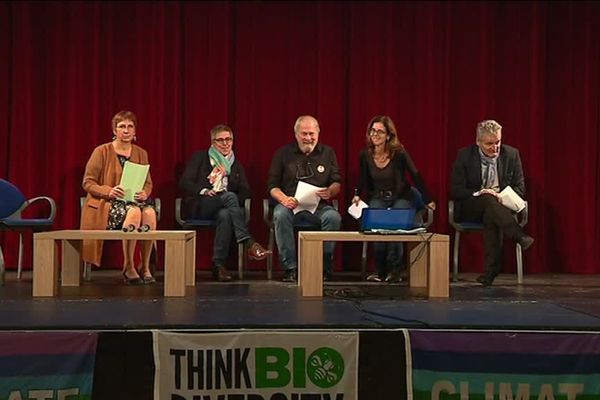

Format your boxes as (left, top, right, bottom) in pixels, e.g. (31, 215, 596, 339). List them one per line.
(0, 179, 27, 219)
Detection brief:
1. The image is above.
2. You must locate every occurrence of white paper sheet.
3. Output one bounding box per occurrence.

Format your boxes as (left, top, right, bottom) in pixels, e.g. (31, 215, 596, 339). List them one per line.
(293, 181, 323, 214)
(347, 200, 369, 219)
(498, 185, 526, 212)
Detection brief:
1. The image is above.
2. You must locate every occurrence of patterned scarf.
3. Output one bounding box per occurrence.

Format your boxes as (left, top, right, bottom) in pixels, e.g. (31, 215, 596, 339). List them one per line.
(479, 148, 499, 190)
(208, 147, 235, 192)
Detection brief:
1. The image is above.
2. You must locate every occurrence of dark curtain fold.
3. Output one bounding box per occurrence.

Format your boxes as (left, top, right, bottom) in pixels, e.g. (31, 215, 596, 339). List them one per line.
(1, 1, 598, 274)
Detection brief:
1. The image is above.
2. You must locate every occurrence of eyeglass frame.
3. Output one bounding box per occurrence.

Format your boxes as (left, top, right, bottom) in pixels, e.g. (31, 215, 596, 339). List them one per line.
(213, 137, 233, 145)
(369, 128, 387, 136)
(116, 123, 136, 131)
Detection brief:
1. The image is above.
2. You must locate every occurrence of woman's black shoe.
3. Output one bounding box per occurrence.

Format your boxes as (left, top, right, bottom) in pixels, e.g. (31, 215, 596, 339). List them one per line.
(122, 224, 136, 232)
(122, 271, 144, 285)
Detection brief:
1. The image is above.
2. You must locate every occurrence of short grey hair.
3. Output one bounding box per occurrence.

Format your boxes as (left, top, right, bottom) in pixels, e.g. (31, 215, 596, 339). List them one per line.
(476, 119, 502, 141)
(210, 124, 234, 140)
(294, 115, 320, 135)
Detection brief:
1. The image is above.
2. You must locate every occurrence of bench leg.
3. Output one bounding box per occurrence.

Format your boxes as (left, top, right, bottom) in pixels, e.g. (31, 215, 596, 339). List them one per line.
(185, 236, 196, 286)
(428, 239, 449, 298)
(61, 239, 81, 287)
(33, 238, 58, 297)
(408, 242, 428, 288)
(298, 238, 323, 297)
(164, 239, 186, 297)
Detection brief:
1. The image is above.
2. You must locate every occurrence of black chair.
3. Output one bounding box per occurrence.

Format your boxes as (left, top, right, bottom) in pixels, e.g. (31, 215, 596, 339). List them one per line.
(175, 197, 250, 279)
(80, 197, 161, 281)
(448, 199, 528, 284)
(263, 198, 339, 280)
(0, 179, 56, 284)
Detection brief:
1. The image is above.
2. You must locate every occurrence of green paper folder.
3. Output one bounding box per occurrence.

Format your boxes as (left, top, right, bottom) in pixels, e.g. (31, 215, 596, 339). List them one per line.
(119, 161, 150, 202)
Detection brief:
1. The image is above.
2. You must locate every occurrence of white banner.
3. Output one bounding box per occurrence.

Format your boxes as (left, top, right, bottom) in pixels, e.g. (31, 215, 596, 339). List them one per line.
(153, 330, 359, 400)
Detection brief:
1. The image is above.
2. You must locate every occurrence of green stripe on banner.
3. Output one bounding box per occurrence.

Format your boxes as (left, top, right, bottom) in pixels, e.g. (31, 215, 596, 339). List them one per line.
(0, 373, 93, 399)
(412, 370, 600, 399)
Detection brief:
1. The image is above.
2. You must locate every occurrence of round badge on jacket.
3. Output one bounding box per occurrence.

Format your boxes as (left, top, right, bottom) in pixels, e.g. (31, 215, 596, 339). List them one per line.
(317, 165, 325, 173)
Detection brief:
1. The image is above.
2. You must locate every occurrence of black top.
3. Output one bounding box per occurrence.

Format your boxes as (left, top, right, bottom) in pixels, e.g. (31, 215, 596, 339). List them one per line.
(267, 142, 341, 201)
(357, 148, 432, 204)
(179, 150, 251, 203)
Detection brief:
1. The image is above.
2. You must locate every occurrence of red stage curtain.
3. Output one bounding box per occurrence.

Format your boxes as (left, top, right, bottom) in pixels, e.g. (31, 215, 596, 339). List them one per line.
(1, 1, 598, 275)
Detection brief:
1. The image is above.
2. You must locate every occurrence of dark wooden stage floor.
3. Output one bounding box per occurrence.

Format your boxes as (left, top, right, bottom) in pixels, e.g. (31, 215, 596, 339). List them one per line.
(1, 270, 599, 332)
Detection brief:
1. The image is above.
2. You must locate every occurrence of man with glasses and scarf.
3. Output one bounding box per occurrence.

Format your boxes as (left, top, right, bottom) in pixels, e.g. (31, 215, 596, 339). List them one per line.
(267, 115, 342, 282)
(179, 124, 271, 282)
(450, 119, 534, 286)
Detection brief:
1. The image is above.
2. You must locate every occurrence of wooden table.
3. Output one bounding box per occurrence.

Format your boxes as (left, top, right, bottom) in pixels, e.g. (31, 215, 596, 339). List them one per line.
(33, 230, 196, 297)
(298, 231, 449, 298)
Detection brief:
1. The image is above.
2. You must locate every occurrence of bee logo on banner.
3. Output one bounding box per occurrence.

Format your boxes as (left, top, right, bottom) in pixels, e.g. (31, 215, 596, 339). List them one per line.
(153, 330, 358, 400)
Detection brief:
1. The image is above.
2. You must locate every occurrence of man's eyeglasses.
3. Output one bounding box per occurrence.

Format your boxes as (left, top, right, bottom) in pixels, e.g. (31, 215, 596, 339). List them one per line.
(116, 124, 135, 131)
(369, 128, 386, 136)
(296, 161, 315, 180)
(214, 137, 233, 145)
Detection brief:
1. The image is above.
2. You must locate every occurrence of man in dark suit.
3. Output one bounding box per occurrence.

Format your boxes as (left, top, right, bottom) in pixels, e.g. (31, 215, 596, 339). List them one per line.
(179, 124, 270, 281)
(450, 119, 534, 286)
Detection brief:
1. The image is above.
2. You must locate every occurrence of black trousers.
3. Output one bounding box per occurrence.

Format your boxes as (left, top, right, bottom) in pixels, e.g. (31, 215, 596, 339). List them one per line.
(458, 194, 524, 278)
(184, 192, 251, 267)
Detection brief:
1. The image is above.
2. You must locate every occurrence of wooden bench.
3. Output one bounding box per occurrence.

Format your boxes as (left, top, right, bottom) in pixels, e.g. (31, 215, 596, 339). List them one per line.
(33, 230, 196, 297)
(298, 231, 449, 298)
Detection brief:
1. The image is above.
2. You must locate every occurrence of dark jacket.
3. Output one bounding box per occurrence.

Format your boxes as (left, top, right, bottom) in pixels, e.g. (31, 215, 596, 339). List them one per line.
(450, 144, 525, 218)
(179, 150, 250, 207)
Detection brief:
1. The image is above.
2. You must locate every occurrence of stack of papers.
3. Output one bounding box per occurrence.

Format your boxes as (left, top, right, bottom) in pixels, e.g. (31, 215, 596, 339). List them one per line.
(119, 161, 150, 202)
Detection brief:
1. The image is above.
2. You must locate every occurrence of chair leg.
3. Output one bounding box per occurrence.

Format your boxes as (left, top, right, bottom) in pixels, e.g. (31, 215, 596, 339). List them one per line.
(0, 244, 5, 285)
(17, 233, 24, 279)
(267, 227, 274, 280)
(238, 242, 244, 280)
(452, 231, 461, 282)
(150, 241, 158, 276)
(361, 242, 368, 279)
(83, 262, 92, 281)
(516, 243, 523, 284)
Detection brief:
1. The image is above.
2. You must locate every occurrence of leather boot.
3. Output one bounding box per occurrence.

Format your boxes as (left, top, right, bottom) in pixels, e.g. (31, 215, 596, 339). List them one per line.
(212, 265, 232, 282)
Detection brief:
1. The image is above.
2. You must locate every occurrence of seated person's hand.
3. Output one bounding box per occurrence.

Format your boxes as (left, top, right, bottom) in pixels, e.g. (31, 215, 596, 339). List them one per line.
(280, 196, 298, 209)
(426, 201, 436, 210)
(134, 190, 148, 202)
(479, 188, 498, 197)
(316, 187, 331, 200)
(351, 195, 361, 206)
(109, 185, 125, 199)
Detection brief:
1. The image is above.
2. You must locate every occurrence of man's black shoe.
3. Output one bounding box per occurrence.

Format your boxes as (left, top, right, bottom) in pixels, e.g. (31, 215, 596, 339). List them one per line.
(519, 235, 534, 251)
(282, 269, 297, 282)
(476, 274, 494, 287)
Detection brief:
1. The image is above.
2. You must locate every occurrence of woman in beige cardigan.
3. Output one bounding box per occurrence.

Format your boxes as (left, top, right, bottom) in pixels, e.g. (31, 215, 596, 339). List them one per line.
(80, 110, 157, 285)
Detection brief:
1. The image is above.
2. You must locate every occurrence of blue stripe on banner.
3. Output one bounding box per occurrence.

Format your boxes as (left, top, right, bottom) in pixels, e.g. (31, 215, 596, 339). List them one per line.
(409, 331, 600, 355)
(412, 350, 600, 374)
(0, 354, 96, 377)
(412, 370, 600, 396)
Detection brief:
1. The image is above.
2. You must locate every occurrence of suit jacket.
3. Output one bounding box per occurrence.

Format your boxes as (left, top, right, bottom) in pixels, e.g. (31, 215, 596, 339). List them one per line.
(179, 150, 250, 215)
(80, 142, 153, 266)
(450, 144, 525, 201)
(450, 144, 525, 217)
